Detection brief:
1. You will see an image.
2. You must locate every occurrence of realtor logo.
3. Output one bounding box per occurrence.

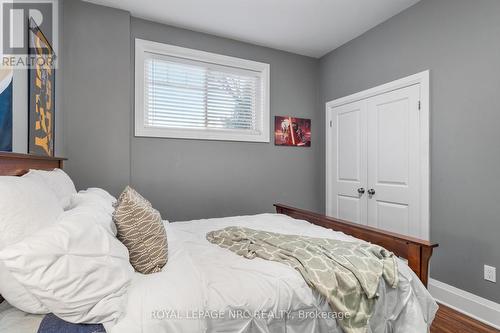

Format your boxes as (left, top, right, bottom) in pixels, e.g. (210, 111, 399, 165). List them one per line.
(0, 0, 57, 68)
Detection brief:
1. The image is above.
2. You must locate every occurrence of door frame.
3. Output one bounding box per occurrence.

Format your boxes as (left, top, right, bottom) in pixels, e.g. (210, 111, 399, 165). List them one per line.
(325, 70, 430, 240)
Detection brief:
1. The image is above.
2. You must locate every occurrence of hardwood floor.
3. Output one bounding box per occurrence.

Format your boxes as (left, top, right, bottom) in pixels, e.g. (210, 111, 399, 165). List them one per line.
(431, 303, 499, 333)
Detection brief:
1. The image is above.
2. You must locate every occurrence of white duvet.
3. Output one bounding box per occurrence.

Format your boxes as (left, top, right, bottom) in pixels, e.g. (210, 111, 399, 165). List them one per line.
(107, 214, 438, 333)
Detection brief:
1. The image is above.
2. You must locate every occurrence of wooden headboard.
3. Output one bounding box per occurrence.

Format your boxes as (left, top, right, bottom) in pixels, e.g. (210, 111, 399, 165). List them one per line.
(0, 152, 66, 176)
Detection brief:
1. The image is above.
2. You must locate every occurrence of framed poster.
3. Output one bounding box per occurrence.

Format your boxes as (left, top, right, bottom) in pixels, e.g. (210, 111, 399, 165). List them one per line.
(274, 116, 311, 147)
(0, 69, 13, 152)
(28, 18, 56, 156)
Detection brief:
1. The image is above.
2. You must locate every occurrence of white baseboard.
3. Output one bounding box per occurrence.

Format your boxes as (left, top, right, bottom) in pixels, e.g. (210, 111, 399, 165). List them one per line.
(428, 278, 500, 329)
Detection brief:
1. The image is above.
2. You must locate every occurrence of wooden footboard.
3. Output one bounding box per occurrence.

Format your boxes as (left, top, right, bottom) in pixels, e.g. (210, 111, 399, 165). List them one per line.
(274, 204, 438, 287)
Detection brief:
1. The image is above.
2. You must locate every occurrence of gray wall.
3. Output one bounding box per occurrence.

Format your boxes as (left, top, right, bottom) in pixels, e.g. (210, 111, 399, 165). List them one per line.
(319, 0, 500, 302)
(130, 18, 321, 221)
(62, 0, 322, 221)
(62, 0, 131, 195)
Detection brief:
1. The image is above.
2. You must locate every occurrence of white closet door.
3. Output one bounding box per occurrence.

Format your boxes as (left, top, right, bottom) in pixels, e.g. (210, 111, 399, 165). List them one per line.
(366, 84, 421, 237)
(328, 100, 368, 224)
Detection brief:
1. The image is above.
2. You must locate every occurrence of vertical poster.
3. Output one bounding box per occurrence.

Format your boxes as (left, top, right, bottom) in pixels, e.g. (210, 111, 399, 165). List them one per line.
(28, 18, 55, 156)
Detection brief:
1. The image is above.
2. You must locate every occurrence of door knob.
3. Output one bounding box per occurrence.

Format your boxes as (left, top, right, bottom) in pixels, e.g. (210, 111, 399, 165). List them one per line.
(357, 188, 365, 195)
(367, 189, 376, 196)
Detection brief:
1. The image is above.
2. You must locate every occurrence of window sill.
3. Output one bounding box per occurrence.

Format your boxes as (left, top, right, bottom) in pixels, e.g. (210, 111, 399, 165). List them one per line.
(135, 126, 270, 143)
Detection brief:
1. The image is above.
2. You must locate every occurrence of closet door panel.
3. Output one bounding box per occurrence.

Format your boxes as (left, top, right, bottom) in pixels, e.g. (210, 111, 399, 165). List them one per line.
(367, 84, 421, 237)
(327, 100, 367, 225)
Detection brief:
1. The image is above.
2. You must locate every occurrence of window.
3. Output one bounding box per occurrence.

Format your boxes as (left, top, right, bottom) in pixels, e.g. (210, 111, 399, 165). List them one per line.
(135, 39, 270, 142)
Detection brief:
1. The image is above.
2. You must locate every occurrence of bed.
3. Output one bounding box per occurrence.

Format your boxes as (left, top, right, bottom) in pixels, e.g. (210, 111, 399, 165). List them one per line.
(0, 152, 439, 333)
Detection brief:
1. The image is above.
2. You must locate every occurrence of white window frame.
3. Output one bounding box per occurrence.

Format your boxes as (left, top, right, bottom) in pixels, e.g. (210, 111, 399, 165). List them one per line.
(135, 38, 270, 142)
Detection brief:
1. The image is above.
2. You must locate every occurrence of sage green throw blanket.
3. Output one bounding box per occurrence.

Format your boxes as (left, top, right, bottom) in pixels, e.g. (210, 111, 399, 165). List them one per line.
(206, 226, 399, 333)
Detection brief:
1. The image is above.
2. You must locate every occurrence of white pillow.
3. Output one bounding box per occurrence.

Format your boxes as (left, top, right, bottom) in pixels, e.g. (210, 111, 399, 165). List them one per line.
(69, 188, 117, 210)
(22, 169, 77, 210)
(0, 202, 133, 324)
(68, 188, 118, 235)
(0, 176, 63, 249)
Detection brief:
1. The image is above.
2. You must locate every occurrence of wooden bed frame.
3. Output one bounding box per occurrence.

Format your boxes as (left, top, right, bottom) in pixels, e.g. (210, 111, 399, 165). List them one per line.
(0, 152, 65, 176)
(0, 153, 436, 288)
(275, 204, 438, 287)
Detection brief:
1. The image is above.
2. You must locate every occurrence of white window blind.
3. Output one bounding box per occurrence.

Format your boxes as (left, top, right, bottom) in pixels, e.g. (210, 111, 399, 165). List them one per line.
(135, 39, 270, 142)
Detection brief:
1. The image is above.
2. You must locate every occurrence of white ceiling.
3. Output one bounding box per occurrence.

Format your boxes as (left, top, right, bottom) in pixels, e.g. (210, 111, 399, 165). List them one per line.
(83, 0, 420, 58)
